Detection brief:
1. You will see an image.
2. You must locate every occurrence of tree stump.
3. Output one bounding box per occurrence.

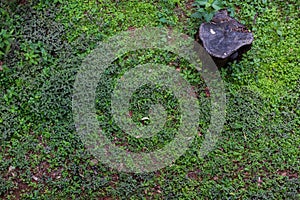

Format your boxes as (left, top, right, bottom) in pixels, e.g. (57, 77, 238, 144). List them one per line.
(199, 9, 254, 67)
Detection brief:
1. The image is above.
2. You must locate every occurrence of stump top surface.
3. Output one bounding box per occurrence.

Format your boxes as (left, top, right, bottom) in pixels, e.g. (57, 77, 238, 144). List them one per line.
(199, 10, 254, 59)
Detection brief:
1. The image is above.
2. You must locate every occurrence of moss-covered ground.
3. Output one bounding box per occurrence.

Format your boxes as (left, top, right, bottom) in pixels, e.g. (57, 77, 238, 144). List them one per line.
(0, 0, 299, 199)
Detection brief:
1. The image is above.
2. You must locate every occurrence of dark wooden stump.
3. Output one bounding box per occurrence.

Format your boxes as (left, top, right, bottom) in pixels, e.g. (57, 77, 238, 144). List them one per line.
(199, 10, 254, 67)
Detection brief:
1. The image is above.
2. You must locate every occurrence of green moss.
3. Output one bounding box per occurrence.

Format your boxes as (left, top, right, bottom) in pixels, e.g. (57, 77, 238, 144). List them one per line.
(0, 0, 299, 199)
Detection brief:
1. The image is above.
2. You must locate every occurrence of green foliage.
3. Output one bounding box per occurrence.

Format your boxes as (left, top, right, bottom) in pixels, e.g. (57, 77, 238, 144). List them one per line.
(0, 4, 15, 61)
(191, 0, 235, 22)
(0, 0, 299, 199)
(223, 1, 300, 108)
(94, 49, 207, 154)
(0, 29, 14, 60)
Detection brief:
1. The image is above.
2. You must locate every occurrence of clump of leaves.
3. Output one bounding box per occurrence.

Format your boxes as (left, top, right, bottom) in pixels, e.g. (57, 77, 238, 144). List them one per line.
(191, 0, 235, 22)
(0, 4, 17, 70)
(0, 29, 14, 60)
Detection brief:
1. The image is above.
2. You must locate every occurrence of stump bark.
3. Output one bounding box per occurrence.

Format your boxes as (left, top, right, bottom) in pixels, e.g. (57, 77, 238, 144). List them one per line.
(199, 10, 254, 67)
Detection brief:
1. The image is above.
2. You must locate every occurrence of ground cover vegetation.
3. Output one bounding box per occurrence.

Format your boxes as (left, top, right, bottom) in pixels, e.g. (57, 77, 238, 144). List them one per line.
(0, 0, 299, 199)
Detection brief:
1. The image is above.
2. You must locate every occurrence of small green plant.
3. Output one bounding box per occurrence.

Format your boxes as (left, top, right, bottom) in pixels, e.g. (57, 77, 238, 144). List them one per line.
(191, 0, 234, 22)
(0, 29, 14, 60)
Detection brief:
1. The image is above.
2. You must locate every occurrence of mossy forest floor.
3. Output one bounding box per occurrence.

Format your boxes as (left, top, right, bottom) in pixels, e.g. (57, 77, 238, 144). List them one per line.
(0, 0, 299, 199)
